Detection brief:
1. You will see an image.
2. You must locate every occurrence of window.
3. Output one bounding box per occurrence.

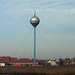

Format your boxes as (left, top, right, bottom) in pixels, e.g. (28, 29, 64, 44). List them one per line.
(26, 64, 28, 67)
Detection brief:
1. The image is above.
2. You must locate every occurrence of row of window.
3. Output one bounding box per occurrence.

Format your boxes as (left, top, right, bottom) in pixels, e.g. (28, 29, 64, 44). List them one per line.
(6, 63, 34, 67)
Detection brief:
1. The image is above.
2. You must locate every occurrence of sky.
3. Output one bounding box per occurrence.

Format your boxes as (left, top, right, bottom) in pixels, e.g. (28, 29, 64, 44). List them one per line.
(0, 0, 75, 59)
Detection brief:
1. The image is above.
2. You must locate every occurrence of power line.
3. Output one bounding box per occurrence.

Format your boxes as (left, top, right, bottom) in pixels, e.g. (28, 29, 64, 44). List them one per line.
(37, 29, 59, 59)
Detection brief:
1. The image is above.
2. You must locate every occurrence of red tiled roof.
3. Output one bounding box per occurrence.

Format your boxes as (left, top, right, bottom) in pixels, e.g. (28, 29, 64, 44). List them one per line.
(11, 57, 17, 60)
(65, 60, 72, 63)
(0, 56, 10, 60)
(8, 59, 38, 63)
(20, 58, 29, 60)
(0, 60, 4, 63)
(0, 56, 38, 64)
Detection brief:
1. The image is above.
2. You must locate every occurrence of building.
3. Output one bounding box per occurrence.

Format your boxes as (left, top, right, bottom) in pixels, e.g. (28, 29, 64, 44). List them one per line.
(0, 56, 39, 67)
(70, 61, 75, 65)
(63, 60, 72, 65)
(0, 60, 5, 66)
(7, 59, 39, 67)
(0, 56, 11, 61)
(48, 60, 57, 66)
(10, 57, 17, 60)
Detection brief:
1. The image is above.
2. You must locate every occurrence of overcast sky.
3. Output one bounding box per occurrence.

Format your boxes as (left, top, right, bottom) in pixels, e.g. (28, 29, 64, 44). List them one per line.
(0, 0, 75, 59)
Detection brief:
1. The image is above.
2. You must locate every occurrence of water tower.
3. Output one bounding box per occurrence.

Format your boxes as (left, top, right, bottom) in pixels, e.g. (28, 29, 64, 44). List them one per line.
(30, 11, 40, 66)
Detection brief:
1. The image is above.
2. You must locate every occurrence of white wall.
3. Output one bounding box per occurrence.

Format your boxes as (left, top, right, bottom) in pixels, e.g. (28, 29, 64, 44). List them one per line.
(0, 63, 5, 66)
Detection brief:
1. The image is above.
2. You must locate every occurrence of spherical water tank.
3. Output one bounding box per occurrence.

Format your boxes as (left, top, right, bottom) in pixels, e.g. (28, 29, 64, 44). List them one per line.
(30, 16, 40, 27)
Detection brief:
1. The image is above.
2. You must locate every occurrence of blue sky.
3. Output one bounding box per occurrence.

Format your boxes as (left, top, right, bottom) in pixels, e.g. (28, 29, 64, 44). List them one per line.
(0, 0, 75, 59)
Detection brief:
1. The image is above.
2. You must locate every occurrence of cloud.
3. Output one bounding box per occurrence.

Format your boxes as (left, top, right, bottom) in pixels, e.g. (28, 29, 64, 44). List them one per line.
(69, 9, 75, 14)
(0, 21, 12, 25)
(0, 0, 75, 11)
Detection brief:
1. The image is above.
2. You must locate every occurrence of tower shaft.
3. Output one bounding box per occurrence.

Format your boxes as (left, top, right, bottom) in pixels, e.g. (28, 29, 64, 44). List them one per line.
(30, 11, 40, 66)
(34, 27, 36, 66)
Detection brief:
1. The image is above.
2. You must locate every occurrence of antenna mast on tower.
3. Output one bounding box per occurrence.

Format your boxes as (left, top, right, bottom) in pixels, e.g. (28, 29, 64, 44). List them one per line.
(34, 10, 36, 16)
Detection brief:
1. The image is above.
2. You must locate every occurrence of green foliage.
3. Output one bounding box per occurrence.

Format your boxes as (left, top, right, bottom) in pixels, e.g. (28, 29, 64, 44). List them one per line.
(65, 57, 70, 60)
(46, 63, 51, 66)
(38, 60, 51, 66)
(59, 58, 63, 66)
(72, 58, 75, 61)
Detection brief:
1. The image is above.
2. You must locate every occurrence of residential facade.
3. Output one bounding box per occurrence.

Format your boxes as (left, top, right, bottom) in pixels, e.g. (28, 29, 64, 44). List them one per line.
(0, 56, 39, 67)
